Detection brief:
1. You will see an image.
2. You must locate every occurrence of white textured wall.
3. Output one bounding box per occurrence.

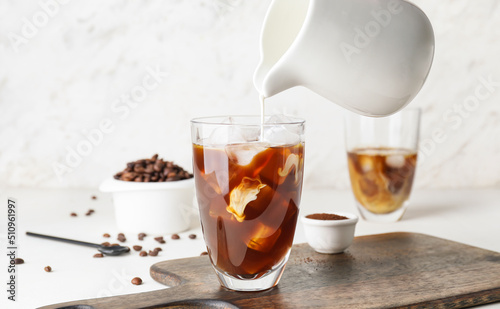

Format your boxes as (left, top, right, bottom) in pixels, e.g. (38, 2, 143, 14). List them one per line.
(0, 0, 499, 189)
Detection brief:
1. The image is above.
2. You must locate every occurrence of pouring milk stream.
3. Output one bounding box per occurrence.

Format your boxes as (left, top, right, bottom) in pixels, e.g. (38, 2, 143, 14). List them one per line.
(254, 0, 435, 118)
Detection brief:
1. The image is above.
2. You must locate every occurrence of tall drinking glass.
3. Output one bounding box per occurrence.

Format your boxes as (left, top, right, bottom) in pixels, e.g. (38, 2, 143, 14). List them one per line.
(191, 116, 305, 291)
(344, 109, 420, 223)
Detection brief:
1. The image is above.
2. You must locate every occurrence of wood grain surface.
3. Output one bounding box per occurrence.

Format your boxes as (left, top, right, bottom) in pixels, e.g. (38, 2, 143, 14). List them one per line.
(41, 232, 500, 309)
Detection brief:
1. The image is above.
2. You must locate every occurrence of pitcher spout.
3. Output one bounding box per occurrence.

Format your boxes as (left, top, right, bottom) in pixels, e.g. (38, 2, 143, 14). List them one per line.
(255, 65, 300, 98)
(253, 0, 311, 98)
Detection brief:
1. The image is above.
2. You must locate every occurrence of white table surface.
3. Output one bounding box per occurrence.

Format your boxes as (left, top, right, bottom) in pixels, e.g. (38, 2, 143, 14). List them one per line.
(1, 187, 499, 309)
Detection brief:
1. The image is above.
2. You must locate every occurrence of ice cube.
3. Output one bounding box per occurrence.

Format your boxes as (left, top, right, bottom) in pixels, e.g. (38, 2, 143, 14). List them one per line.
(205, 118, 262, 145)
(262, 115, 301, 146)
(263, 126, 301, 146)
(225, 142, 268, 166)
(202, 170, 230, 197)
(246, 222, 281, 253)
(359, 177, 379, 197)
(264, 114, 296, 124)
(243, 184, 275, 220)
(385, 154, 405, 168)
(226, 177, 266, 222)
(387, 179, 405, 194)
(240, 126, 261, 143)
(358, 156, 374, 172)
(206, 125, 245, 146)
(202, 172, 222, 195)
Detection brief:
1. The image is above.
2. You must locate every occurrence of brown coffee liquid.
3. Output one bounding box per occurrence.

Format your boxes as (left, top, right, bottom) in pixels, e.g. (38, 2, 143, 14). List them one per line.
(347, 147, 417, 214)
(193, 142, 304, 279)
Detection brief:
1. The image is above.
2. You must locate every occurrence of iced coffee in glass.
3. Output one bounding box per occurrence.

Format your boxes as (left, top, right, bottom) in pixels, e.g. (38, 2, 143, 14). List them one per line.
(344, 109, 420, 223)
(191, 116, 305, 291)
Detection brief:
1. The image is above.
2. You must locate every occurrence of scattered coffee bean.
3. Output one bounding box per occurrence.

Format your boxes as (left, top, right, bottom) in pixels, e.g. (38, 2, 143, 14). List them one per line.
(91, 195, 97, 200)
(131, 277, 142, 285)
(139, 251, 148, 257)
(14, 258, 24, 264)
(117, 233, 126, 241)
(103, 233, 110, 238)
(200, 252, 208, 256)
(171, 234, 180, 240)
(154, 247, 162, 252)
(148, 250, 158, 256)
(138, 233, 147, 241)
(114, 155, 193, 182)
(70, 212, 77, 217)
(85, 211, 92, 216)
(188, 234, 197, 239)
(93, 253, 104, 258)
(44, 266, 52, 272)
(154, 236, 165, 244)
(133, 245, 142, 251)
(101, 242, 110, 247)
(110, 243, 120, 247)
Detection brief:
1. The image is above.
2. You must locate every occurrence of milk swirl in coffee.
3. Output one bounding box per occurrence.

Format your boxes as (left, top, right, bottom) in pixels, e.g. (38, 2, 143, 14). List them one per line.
(347, 148, 417, 215)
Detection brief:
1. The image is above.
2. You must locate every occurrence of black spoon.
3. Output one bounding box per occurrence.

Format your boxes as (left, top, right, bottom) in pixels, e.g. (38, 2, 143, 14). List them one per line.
(26, 232, 130, 256)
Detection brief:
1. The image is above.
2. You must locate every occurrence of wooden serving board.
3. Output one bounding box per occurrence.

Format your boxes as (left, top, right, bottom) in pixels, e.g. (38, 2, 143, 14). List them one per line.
(42, 232, 500, 309)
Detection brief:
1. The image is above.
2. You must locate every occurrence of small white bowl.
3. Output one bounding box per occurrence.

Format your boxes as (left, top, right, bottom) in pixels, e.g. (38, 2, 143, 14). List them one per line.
(99, 178, 195, 235)
(300, 212, 359, 254)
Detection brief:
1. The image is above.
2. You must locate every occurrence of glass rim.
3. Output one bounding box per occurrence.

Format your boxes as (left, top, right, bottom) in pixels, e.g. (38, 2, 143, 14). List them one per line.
(190, 115, 306, 126)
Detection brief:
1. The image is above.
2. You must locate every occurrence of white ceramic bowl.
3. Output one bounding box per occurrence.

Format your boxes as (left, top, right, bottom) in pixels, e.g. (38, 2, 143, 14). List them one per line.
(99, 178, 195, 235)
(300, 212, 358, 254)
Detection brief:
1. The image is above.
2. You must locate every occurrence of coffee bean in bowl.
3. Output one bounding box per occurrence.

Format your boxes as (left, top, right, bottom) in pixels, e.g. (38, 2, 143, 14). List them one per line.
(113, 155, 192, 182)
(99, 155, 195, 235)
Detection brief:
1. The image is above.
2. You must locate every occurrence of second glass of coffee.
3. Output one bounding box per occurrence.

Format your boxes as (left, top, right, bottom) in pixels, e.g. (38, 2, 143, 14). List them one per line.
(344, 109, 420, 223)
(191, 116, 305, 291)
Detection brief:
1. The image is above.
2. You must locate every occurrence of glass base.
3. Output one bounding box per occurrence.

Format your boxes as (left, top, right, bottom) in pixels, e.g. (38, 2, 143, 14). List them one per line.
(213, 252, 290, 292)
(356, 201, 409, 223)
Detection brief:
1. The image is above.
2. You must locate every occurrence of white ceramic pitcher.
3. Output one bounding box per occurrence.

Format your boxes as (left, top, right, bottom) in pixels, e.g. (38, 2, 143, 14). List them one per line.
(254, 0, 435, 116)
